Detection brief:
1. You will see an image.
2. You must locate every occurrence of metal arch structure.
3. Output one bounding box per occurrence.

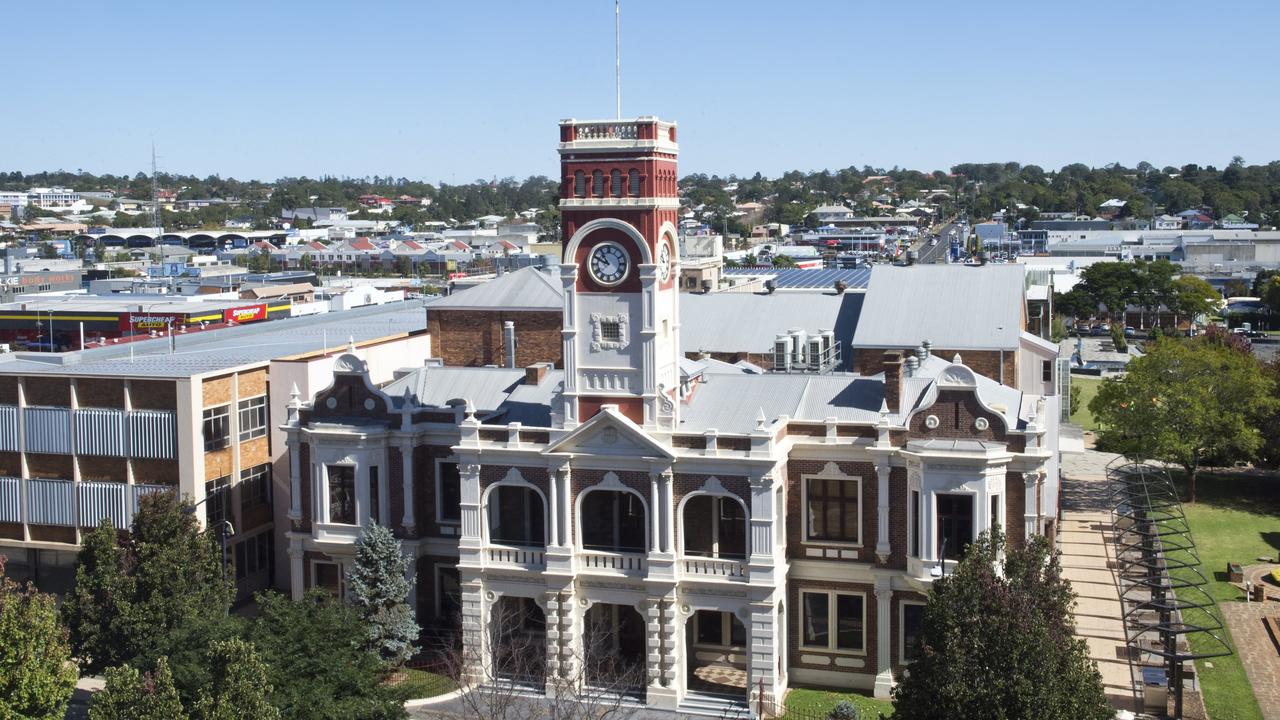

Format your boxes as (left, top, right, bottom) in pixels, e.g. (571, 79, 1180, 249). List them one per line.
(1106, 458, 1233, 719)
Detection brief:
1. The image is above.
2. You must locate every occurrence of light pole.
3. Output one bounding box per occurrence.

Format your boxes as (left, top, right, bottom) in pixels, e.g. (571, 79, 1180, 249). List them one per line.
(181, 495, 236, 582)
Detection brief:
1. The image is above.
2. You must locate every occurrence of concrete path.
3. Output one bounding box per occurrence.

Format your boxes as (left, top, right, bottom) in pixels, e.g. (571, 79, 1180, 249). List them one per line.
(1058, 444, 1139, 712)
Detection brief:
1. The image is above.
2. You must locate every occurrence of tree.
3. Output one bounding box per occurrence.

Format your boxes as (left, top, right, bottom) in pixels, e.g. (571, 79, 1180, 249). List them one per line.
(771, 253, 797, 268)
(1223, 279, 1251, 298)
(1260, 275, 1280, 316)
(393, 255, 412, 277)
(247, 591, 406, 720)
(892, 531, 1110, 720)
(62, 520, 134, 673)
(1257, 358, 1280, 469)
(191, 639, 280, 720)
(0, 559, 79, 719)
(1089, 337, 1276, 501)
(39, 242, 60, 259)
(347, 522, 420, 666)
(1171, 275, 1218, 323)
(90, 658, 187, 720)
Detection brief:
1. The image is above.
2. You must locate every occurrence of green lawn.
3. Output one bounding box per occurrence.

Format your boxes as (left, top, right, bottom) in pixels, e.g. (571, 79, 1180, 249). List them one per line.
(392, 667, 456, 699)
(1166, 469, 1280, 720)
(783, 687, 895, 719)
(1069, 375, 1103, 431)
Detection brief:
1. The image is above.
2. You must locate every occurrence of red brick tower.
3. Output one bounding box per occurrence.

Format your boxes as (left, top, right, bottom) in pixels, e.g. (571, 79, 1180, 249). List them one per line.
(556, 117, 681, 429)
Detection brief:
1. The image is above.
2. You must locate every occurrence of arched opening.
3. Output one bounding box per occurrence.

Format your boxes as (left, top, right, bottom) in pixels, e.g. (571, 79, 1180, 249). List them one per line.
(187, 234, 217, 250)
(628, 169, 641, 197)
(583, 603, 646, 696)
(99, 234, 127, 247)
(592, 170, 604, 197)
(574, 170, 586, 198)
(125, 234, 154, 248)
(489, 596, 545, 685)
(610, 169, 623, 198)
(686, 609, 749, 701)
(580, 490, 646, 553)
(218, 233, 248, 248)
(486, 485, 546, 548)
(681, 494, 747, 559)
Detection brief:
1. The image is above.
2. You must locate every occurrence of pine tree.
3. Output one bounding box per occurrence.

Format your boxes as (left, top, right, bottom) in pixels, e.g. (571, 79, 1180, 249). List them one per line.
(191, 639, 280, 720)
(0, 559, 79, 719)
(62, 519, 134, 673)
(90, 658, 187, 720)
(893, 530, 1110, 720)
(346, 522, 420, 665)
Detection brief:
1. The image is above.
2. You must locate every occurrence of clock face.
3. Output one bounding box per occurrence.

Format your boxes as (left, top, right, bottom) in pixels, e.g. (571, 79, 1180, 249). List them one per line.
(656, 242, 672, 282)
(588, 241, 630, 286)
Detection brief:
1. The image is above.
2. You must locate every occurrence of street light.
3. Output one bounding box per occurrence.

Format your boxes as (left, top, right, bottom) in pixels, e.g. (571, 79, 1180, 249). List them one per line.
(181, 495, 236, 582)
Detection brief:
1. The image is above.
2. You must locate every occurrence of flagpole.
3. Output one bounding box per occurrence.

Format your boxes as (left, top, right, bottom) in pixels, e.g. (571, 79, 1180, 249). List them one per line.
(615, 0, 621, 119)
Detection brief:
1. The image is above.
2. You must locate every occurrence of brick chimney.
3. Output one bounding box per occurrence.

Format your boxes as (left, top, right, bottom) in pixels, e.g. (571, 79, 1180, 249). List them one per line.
(525, 362, 552, 385)
(882, 350, 904, 413)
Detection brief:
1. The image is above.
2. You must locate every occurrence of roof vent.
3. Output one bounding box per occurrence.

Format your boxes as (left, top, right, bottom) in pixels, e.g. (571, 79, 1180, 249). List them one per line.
(904, 355, 919, 377)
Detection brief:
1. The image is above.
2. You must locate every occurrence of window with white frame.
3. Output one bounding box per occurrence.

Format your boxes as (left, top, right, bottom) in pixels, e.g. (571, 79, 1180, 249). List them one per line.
(800, 590, 865, 652)
(238, 395, 267, 442)
(369, 466, 380, 525)
(436, 460, 461, 523)
(202, 405, 230, 451)
(326, 465, 356, 525)
(900, 601, 926, 662)
(693, 609, 746, 648)
(240, 463, 272, 510)
(805, 473, 861, 543)
(681, 495, 747, 559)
(436, 566, 461, 624)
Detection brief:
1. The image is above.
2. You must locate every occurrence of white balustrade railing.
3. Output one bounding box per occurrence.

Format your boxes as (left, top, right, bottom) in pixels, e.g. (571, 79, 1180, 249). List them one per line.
(578, 550, 646, 574)
(574, 122, 639, 141)
(681, 556, 748, 579)
(486, 545, 546, 568)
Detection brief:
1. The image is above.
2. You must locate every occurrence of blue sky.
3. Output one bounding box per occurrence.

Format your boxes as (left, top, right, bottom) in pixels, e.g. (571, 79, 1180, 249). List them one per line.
(6, 0, 1278, 182)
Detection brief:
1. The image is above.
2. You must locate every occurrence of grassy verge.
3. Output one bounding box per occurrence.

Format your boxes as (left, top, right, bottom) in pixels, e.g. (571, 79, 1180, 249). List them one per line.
(1166, 469, 1279, 720)
(784, 687, 895, 719)
(392, 667, 456, 699)
(1069, 375, 1103, 431)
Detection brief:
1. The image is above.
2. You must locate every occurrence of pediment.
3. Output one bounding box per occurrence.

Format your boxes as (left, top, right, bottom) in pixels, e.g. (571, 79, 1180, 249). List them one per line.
(545, 407, 675, 460)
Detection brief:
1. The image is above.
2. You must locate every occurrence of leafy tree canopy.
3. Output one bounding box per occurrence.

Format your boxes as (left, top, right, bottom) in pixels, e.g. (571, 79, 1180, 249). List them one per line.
(0, 559, 79, 719)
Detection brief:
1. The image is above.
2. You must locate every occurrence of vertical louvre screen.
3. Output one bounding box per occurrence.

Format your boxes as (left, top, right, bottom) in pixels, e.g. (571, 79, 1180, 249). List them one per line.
(0, 407, 17, 452)
(78, 481, 129, 528)
(131, 484, 171, 517)
(74, 409, 126, 457)
(0, 477, 20, 523)
(23, 407, 72, 454)
(1057, 358, 1071, 421)
(127, 410, 177, 459)
(27, 479, 74, 526)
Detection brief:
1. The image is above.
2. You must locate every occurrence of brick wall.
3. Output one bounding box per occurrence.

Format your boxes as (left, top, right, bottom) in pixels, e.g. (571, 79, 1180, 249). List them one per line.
(854, 347, 1015, 386)
(129, 380, 176, 410)
(1004, 471, 1025, 549)
(201, 375, 232, 408)
(0, 377, 16, 405)
(413, 445, 457, 538)
(295, 444, 311, 532)
(906, 389, 1009, 444)
(26, 454, 73, 480)
(887, 467, 908, 570)
(131, 458, 178, 486)
(24, 377, 69, 406)
(76, 378, 124, 408)
(0, 452, 20, 477)
(427, 309, 562, 368)
(785, 459, 881, 565)
(80, 457, 127, 483)
(238, 369, 268, 399)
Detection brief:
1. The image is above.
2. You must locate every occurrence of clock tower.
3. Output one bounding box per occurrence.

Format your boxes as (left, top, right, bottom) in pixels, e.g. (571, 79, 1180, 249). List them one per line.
(557, 117, 681, 430)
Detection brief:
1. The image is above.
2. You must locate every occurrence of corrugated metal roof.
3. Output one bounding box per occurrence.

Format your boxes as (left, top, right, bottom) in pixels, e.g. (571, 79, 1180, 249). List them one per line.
(0, 301, 426, 378)
(680, 292, 863, 360)
(679, 373, 882, 433)
(430, 267, 563, 310)
(851, 264, 1025, 351)
(383, 366, 526, 410)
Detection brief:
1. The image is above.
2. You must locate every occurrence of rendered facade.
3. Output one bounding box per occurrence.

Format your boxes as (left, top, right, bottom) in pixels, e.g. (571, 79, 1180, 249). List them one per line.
(282, 117, 1061, 712)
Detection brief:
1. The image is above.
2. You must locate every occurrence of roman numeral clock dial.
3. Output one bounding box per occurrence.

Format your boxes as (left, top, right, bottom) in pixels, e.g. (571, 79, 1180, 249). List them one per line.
(588, 241, 630, 286)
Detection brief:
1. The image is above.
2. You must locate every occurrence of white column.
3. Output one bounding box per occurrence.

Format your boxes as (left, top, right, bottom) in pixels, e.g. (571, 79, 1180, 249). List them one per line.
(459, 576, 489, 685)
(400, 441, 415, 532)
(747, 598, 782, 715)
(644, 591, 680, 709)
(544, 585, 579, 697)
(559, 466, 572, 547)
(874, 459, 891, 562)
(287, 431, 302, 520)
(459, 463, 483, 553)
(287, 537, 304, 601)
(661, 470, 675, 554)
(1023, 472, 1039, 541)
(873, 584, 895, 698)
(548, 468, 560, 548)
(649, 473, 661, 552)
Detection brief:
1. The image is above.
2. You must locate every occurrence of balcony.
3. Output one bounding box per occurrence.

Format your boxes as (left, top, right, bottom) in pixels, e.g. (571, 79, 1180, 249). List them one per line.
(681, 556, 748, 580)
(578, 550, 646, 577)
(0, 405, 177, 459)
(0, 477, 172, 530)
(486, 545, 546, 570)
(575, 122, 639, 141)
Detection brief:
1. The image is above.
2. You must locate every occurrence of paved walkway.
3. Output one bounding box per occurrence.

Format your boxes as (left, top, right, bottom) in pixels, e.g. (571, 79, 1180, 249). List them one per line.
(1220, 599, 1280, 719)
(1058, 446, 1138, 712)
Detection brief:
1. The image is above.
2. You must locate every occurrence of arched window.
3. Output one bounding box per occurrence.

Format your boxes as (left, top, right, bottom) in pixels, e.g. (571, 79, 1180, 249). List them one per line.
(486, 484, 547, 547)
(629, 169, 641, 197)
(610, 169, 623, 198)
(581, 490, 646, 552)
(681, 494, 747, 558)
(592, 170, 604, 197)
(574, 171, 586, 198)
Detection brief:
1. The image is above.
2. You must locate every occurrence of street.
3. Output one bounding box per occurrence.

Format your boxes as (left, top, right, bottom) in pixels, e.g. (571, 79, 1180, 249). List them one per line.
(913, 220, 964, 264)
